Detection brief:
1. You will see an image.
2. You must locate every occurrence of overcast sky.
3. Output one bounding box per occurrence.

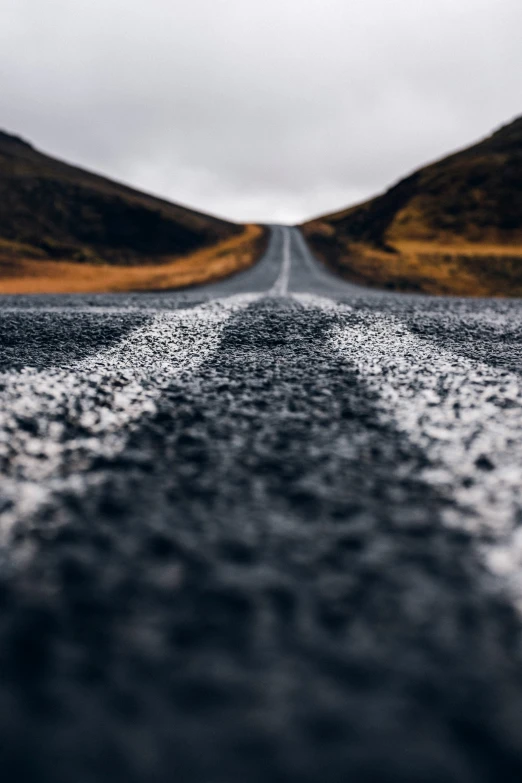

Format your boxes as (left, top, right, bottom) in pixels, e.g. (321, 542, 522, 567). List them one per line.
(1, 0, 521, 224)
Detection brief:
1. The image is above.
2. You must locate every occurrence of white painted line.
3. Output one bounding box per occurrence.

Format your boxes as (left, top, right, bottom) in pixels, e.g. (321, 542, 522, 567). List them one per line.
(269, 228, 292, 296)
(0, 293, 260, 540)
(295, 293, 522, 610)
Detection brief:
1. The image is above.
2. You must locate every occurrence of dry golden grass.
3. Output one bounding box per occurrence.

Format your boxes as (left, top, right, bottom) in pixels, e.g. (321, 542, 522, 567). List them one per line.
(0, 225, 265, 295)
(305, 232, 522, 297)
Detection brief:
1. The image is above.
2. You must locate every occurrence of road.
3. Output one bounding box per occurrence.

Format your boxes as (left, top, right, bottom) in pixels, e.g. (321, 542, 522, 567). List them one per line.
(1, 225, 522, 782)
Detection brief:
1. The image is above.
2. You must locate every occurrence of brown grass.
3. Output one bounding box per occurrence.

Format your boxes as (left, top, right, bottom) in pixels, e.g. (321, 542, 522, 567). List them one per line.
(304, 230, 522, 297)
(0, 225, 266, 295)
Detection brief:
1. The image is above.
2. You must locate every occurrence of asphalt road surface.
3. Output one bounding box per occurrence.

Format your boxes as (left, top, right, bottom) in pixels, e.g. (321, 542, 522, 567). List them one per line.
(1, 226, 522, 782)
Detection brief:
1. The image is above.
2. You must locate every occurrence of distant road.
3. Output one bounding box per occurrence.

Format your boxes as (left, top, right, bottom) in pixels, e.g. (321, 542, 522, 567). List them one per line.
(1, 226, 522, 782)
(179, 224, 380, 297)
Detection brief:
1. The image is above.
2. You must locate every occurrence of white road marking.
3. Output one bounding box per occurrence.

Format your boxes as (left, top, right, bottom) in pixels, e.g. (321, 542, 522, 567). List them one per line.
(0, 294, 259, 541)
(295, 293, 522, 608)
(269, 227, 292, 296)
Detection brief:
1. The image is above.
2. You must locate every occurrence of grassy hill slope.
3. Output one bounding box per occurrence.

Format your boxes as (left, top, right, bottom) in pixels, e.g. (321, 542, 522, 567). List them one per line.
(0, 130, 265, 293)
(302, 117, 522, 296)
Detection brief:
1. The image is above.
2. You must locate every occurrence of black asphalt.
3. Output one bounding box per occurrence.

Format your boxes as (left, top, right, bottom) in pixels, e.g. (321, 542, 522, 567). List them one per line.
(0, 227, 522, 782)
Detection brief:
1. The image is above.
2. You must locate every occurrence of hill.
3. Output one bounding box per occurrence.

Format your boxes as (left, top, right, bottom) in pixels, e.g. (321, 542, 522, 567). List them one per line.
(0, 130, 264, 293)
(302, 117, 522, 296)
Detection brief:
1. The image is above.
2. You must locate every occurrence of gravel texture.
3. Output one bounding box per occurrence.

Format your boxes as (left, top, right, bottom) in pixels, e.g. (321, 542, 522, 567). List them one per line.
(0, 227, 521, 782)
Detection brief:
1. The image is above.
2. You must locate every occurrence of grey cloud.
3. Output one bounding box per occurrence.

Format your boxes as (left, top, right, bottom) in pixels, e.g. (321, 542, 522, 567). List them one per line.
(1, 0, 521, 223)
